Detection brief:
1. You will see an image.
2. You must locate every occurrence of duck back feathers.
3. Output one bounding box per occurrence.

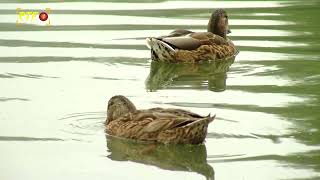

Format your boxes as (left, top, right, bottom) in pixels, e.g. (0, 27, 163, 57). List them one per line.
(147, 35, 237, 63)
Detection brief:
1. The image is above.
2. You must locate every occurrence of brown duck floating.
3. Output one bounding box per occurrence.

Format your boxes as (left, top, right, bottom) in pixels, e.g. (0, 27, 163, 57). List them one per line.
(146, 9, 238, 63)
(105, 95, 215, 144)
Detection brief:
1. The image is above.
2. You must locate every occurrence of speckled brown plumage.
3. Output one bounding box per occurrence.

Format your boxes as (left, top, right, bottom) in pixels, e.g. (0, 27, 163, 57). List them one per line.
(146, 9, 238, 63)
(105, 95, 215, 144)
(174, 41, 236, 63)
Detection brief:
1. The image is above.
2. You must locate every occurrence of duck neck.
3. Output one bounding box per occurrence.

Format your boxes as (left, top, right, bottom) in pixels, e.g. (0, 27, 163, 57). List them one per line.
(207, 17, 226, 39)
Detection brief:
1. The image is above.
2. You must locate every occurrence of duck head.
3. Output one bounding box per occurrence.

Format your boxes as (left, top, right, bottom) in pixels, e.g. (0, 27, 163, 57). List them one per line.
(106, 95, 136, 125)
(207, 9, 231, 39)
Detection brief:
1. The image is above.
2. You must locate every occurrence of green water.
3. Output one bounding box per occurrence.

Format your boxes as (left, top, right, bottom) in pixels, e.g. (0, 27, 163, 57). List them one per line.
(0, 0, 319, 179)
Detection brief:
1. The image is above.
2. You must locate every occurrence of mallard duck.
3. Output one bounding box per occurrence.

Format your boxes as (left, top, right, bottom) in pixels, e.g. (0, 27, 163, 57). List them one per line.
(146, 9, 237, 63)
(105, 95, 215, 144)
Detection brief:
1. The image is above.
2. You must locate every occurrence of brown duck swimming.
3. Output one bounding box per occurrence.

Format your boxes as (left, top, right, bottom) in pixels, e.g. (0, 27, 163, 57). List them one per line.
(146, 9, 237, 63)
(105, 95, 215, 144)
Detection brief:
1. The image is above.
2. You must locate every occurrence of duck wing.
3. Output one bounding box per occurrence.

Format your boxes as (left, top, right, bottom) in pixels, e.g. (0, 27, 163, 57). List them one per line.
(189, 32, 229, 45)
(135, 108, 203, 132)
(162, 37, 202, 50)
(157, 29, 194, 39)
(149, 108, 205, 118)
(142, 117, 194, 133)
(161, 32, 229, 51)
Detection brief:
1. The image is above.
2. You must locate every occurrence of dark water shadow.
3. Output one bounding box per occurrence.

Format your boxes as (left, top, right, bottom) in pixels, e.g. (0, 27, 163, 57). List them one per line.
(106, 135, 214, 180)
(0, 136, 63, 141)
(0, 97, 29, 102)
(0, 56, 148, 65)
(0, 0, 172, 3)
(0, 73, 58, 79)
(0, 23, 204, 31)
(0, 39, 147, 50)
(145, 57, 235, 92)
(207, 149, 320, 175)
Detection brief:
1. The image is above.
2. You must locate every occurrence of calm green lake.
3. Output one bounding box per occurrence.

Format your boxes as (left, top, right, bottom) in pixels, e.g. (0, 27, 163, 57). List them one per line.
(0, 0, 319, 179)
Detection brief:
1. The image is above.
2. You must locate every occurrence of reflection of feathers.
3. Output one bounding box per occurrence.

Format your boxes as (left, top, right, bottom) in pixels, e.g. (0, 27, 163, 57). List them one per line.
(146, 57, 235, 92)
(106, 135, 214, 180)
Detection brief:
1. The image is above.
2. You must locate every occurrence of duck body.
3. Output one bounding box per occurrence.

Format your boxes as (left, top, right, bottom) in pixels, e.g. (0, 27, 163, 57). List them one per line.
(146, 9, 238, 63)
(105, 95, 214, 144)
(147, 32, 236, 63)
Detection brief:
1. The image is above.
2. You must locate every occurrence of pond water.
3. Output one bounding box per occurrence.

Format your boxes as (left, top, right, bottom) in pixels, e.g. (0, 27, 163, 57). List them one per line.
(0, 0, 320, 179)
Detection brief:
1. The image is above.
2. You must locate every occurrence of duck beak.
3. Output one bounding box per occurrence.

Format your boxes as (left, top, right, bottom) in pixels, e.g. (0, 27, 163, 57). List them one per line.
(227, 29, 231, 34)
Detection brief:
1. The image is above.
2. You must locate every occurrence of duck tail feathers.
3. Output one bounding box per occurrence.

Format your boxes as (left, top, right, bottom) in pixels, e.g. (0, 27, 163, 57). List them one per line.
(207, 114, 216, 123)
(146, 38, 176, 62)
(186, 114, 215, 127)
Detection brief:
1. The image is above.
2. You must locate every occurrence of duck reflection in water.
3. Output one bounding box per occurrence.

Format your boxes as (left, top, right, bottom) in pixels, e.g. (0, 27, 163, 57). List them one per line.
(146, 57, 235, 92)
(106, 135, 214, 180)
